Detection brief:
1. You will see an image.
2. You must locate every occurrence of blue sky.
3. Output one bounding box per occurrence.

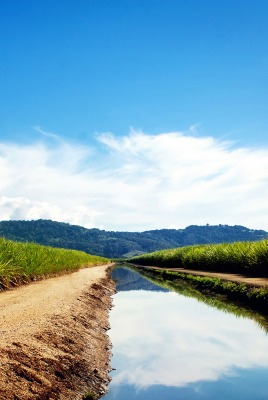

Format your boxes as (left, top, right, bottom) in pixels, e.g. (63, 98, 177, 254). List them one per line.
(1, 0, 268, 231)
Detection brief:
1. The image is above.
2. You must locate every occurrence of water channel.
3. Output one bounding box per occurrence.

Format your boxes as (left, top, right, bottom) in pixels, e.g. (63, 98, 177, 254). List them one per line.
(103, 266, 268, 399)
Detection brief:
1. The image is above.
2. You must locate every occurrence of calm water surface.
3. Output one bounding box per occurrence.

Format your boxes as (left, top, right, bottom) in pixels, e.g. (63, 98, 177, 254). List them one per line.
(103, 266, 268, 399)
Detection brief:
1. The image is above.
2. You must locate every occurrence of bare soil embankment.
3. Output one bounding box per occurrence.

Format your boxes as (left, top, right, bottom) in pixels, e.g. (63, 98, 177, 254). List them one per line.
(0, 264, 115, 400)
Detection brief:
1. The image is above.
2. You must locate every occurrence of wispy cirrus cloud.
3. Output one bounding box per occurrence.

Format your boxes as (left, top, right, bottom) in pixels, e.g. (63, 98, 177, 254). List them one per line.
(0, 129, 268, 231)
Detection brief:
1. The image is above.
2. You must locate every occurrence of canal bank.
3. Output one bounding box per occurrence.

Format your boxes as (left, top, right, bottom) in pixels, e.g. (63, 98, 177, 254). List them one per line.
(104, 265, 268, 400)
(127, 264, 268, 316)
(0, 265, 115, 400)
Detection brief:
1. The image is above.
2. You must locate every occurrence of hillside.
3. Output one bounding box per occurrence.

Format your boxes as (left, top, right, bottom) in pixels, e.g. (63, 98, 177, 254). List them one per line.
(0, 219, 267, 258)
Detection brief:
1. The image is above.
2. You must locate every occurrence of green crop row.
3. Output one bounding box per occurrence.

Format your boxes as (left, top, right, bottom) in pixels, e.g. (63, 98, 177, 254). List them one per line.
(0, 237, 110, 289)
(129, 240, 268, 276)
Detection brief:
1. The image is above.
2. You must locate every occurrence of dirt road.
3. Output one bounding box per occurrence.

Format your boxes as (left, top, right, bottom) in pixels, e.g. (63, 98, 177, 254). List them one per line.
(0, 264, 115, 400)
(144, 266, 268, 287)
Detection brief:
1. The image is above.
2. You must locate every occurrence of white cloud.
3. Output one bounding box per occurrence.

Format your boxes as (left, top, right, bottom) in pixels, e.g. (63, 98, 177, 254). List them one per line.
(0, 129, 268, 231)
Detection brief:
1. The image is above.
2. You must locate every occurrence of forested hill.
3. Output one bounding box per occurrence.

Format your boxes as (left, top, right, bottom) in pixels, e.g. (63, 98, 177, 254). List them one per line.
(0, 219, 267, 258)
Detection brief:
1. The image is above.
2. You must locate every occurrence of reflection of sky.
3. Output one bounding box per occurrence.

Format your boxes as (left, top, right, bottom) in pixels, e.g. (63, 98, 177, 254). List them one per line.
(105, 288, 268, 398)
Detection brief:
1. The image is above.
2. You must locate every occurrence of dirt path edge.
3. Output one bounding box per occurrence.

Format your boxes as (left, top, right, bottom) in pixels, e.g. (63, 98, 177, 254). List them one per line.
(133, 265, 268, 287)
(0, 267, 116, 400)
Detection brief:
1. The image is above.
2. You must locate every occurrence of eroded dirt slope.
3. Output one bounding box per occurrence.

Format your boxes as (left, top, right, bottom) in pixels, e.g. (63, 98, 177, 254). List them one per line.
(0, 265, 115, 400)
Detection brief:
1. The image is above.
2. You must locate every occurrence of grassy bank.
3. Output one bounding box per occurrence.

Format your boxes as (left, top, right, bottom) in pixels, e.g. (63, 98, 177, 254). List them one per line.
(129, 240, 268, 277)
(132, 266, 268, 332)
(0, 237, 110, 290)
(138, 267, 268, 302)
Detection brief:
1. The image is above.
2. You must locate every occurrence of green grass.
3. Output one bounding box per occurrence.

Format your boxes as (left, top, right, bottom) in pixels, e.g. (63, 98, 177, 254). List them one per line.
(129, 239, 268, 277)
(132, 266, 268, 332)
(0, 237, 110, 289)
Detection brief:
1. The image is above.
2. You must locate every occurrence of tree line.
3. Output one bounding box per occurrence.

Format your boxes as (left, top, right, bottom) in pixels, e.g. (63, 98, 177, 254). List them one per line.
(0, 219, 266, 258)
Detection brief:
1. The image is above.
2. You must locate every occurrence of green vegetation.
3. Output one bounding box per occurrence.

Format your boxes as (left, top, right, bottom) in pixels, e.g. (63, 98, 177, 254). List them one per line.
(129, 240, 268, 277)
(133, 266, 268, 332)
(147, 268, 268, 301)
(0, 237, 109, 290)
(0, 219, 267, 258)
(82, 392, 96, 400)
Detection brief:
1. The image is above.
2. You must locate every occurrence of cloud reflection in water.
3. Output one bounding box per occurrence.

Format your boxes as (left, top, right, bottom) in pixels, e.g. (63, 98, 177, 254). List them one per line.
(109, 290, 268, 389)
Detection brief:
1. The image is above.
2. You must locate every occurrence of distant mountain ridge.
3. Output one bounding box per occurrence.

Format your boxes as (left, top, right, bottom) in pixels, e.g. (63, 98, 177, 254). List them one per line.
(0, 219, 267, 258)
